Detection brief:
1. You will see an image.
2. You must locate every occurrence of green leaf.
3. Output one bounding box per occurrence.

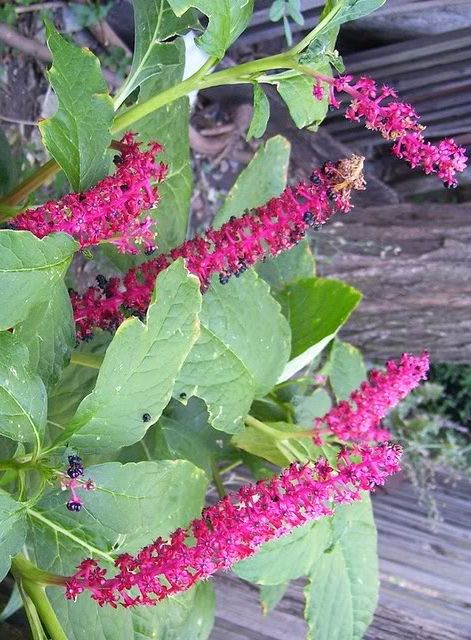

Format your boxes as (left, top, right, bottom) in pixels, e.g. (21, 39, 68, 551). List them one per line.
(0, 492, 27, 581)
(28, 460, 212, 640)
(304, 496, 379, 640)
(322, 0, 386, 30)
(135, 39, 192, 253)
(14, 283, 74, 389)
(0, 128, 15, 196)
(167, 0, 255, 58)
(327, 340, 366, 401)
(0, 332, 47, 449)
(0, 231, 77, 330)
(234, 519, 331, 584)
(152, 398, 232, 476)
(274, 65, 330, 129)
(260, 582, 289, 615)
(39, 22, 113, 191)
(175, 271, 291, 433)
(132, 582, 215, 639)
(276, 277, 361, 382)
(213, 136, 290, 228)
(47, 333, 110, 427)
(294, 388, 332, 425)
(36, 460, 207, 554)
(114, 0, 195, 108)
(247, 84, 270, 140)
(256, 240, 315, 292)
(63, 260, 202, 450)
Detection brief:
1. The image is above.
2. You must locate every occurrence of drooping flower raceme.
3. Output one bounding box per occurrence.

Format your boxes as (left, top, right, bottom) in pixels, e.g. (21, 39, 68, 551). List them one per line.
(314, 352, 430, 443)
(64, 442, 401, 607)
(313, 74, 467, 186)
(71, 155, 366, 340)
(13, 133, 167, 254)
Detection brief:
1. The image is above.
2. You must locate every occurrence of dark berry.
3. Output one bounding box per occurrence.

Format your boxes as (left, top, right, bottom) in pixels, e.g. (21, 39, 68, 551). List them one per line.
(142, 413, 151, 423)
(68, 455, 82, 466)
(219, 273, 230, 285)
(67, 465, 84, 479)
(179, 392, 187, 400)
(303, 212, 315, 225)
(144, 246, 156, 256)
(229, 215, 237, 222)
(96, 274, 107, 289)
(66, 500, 83, 512)
(310, 174, 321, 185)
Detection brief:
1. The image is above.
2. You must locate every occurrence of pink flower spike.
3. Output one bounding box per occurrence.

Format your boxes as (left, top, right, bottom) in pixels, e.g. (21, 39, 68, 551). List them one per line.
(316, 73, 467, 186)
(71, 155, 367, 341)
(64, 443, 402, 607)
(314, 352, 430, 443)
(13, 133, 166, 253)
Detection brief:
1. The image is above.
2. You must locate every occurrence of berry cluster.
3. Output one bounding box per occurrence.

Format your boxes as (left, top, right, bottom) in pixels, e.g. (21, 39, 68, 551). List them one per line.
(71, 155, 366, 340)
(61, 454, 94, 512)
(313, 74, 467, 187)
(64, 442, 401, 607)
(314, 352, 430, 444)
(13, 133, 166, 254)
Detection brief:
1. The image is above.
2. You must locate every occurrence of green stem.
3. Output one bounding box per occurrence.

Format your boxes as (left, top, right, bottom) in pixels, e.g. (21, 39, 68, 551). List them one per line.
(112, 52, 294, 135)
(11, 554, 66, 587)
(70, 352, 103, 369)
(210, 457, 226, 498)
(0, 159, 60, 207)
(21, 580, 67, 640)
(291, 4, 342, 55)
(16, 580, 49, 640)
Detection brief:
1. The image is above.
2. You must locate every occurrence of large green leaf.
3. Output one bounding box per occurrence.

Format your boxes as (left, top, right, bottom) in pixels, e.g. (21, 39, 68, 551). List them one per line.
(234, 520, 331, 585)
(114, 0, 195, 108)
(62, 260, 202, 451)
(326, 340, 366, 401)
(39, 22, 113, 191)
(152, 398, 232, 476)
(167, 0, 254, 58)
(0, 492, 27, 581)
(14, 283, 75, 389)
(0, 231, 77, 330)
(34, 460, 207, 554)
(47, 333, 111, 427)
(304, 496, 379, 640)
(213, 136, 290, 228)
(175, 271, 291, 433)
(294, 389, 332, 425)
(0, 332, 47, 450)
(276, 277, 361, 382)
(256, 240, 315, 292)
(28, 460, 213, 640)
(135, 39, 192, 253)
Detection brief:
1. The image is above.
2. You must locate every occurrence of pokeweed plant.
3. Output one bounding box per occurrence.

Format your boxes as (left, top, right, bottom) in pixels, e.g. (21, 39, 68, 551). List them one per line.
(0, 2, 467, 639)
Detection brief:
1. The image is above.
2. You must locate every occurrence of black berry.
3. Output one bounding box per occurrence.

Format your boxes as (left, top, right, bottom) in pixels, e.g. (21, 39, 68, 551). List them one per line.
(142, 413, 151, 423)
(303, 212, 315, 225)
(67, 465, 84, 479)
(219, 273, 230, 285)
(179, 392, 187, 400)
(68, 455, 82, 466)
(66, 500, 82, 512)
(96, 274, 107, 289)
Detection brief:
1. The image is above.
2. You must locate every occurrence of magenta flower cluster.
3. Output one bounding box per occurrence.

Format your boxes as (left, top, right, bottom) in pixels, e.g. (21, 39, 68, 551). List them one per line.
(14, 133, 166, 254)
(313, 74, 467, 186)
(64, 442, 401, 607)
(315, 352, 430, 443)
(71, 155, 366, 340)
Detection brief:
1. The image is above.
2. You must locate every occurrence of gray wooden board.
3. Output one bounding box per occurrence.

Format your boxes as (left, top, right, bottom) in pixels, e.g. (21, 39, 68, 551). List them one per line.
(212, 474, 471, 639)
